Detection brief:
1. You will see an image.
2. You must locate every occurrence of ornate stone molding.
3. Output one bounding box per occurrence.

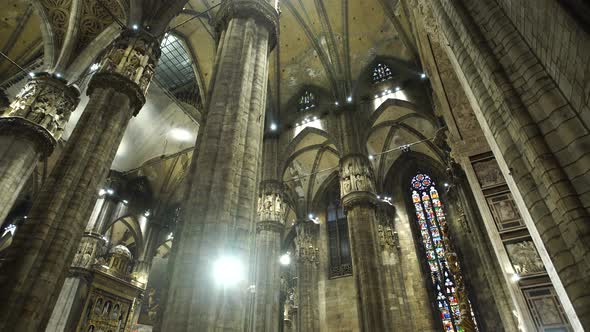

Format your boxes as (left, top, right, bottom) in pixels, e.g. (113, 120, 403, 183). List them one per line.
(295, 221, 319, 265)
(0, 73, 80, 154)
(339, 154, 377, 208)
(257, 180, 286, 223)
(214, 0, 280, 50)
(88, 30, 160, 114)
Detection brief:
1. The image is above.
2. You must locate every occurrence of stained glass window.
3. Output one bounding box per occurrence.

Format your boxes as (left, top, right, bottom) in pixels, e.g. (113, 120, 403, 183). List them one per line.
(411, 173, 477, 331)
(298, 91, 316, 111)
(372, 63, 393, 83)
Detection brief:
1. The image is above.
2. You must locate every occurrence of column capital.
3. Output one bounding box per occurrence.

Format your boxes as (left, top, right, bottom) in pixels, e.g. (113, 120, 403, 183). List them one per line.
(339, 154, 378, 208)
(214, 0, 280, 50)
(257, 180, 286, 226)
(0, 73, 80, 156)
(88, 30, 161, 115)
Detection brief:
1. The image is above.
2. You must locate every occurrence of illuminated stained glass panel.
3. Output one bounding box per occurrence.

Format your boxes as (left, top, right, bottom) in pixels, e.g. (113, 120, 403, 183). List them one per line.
(411, 173, 477, 331)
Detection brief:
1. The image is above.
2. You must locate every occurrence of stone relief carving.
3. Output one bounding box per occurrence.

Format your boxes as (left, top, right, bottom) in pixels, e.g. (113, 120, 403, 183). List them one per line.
(472, 159, 505, 188)
(4, 73, 79, 141)
(339, 156, 375, 196)
(72, 234, 107, 270)
(257, 182, 285, 222)
(506, 240, 545, 275)
(92, 31, 160, 110)
(487, 193, 524, 231)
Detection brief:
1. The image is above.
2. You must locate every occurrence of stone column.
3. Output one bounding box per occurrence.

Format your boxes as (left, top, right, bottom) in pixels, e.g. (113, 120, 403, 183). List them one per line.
(339, 154, 393, 331)
(254, 180, 285, 331)
(0, 30, 160, 331)
(295, 220, 319, 332)
(0, 73, 79, 223)
(159, 1, 279, 330)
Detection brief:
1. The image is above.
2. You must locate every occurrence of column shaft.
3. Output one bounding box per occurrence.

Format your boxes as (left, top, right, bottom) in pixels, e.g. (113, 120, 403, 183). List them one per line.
(253, 180, 285, 331)
(339, 154, 393, 331)
(0, 136, 39, 222)
(160, 2, 278, 330)
(254, 224, 283, 330)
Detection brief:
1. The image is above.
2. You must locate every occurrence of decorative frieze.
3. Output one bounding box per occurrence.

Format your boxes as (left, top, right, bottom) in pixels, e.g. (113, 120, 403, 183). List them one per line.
(89, 30, 160, 114)
(0, 73, 80, 155)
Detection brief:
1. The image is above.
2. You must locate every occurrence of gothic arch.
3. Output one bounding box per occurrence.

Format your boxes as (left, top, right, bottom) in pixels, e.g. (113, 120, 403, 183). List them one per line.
(103, 214, 145, 260)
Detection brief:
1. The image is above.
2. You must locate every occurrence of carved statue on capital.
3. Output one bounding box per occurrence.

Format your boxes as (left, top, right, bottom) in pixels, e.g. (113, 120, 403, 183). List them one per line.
(89, 30, 161, 113)
(0, 73, 80, 154)
(257, 181, 286, 223)
(339, 155, 376, 197)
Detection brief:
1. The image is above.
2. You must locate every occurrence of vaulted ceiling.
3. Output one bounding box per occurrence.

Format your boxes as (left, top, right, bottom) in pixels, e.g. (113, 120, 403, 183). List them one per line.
(174, 0, 419, 113)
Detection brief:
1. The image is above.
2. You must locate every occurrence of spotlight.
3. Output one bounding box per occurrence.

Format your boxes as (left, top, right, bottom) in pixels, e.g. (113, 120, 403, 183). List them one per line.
(444, 183, 449, 187)
(270, 123, 277, 131)
(132, 24, 139, 30)
(99, 189, 106, 196)
(368, 155, 374, 160)
(313, 116, 318, 121)
(308, 213, 314, 219)
(335, 101, 339, 106)
(28, 72, 35, 78)
(144, 210, 151, 217)
(106, 188, 114, 195)
(279, 253, 291, 266)
(395, 86, 401, 91)
(90, 63, 100, 71)
(377, 195, 381, 199)
(374, 95, 379, 98)
(511, 274, 521, 282)
(55, 73, 62, 78)
(347, 96, 352, 103)
(420, 73, 427, 79)
(213, 256, 245, 287)
(122, 200, 129, 204)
